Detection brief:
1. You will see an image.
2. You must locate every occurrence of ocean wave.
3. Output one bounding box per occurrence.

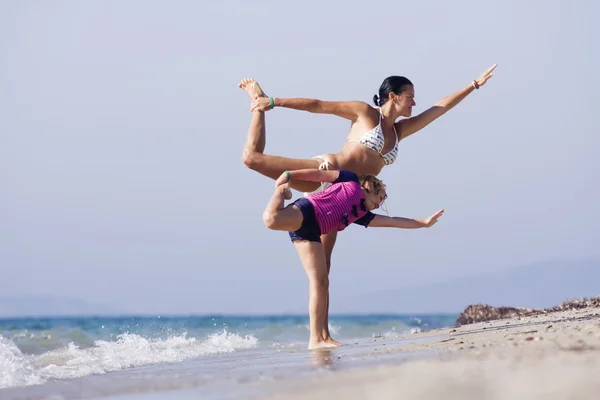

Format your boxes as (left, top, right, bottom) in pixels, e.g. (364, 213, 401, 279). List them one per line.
(0, 330, 257, 389)
(0, 336, 44, 389)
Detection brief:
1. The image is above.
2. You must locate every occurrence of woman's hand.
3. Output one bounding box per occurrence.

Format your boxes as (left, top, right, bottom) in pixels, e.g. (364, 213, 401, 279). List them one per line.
(251, 97, 272, 112)
(474, 64, 498, 88)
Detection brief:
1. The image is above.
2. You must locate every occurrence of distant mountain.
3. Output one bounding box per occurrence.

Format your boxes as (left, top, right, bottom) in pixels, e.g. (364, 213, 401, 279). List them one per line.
(3, 257, 598, 318)
(335, 256, 600, 314)
(0, 295, 121, 318)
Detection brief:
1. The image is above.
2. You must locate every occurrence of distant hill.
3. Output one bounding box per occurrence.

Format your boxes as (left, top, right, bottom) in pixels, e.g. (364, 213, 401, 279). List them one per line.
(335, 256, 600, 314)
(0, 295, 121, 318)
(3, 257, 598, 318)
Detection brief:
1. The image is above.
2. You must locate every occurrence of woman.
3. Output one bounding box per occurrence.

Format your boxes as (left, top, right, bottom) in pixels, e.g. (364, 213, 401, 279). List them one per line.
(239, 64, 496, 344)
(262, 168, 443, 349)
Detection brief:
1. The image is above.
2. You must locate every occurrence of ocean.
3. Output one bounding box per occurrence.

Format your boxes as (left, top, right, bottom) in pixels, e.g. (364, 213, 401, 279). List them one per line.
(0, 314, 457, 399)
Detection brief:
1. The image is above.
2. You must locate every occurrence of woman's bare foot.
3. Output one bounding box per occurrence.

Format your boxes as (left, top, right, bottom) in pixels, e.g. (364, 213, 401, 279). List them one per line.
(238, 78, 267, 100)
(326, 338, 342, 347)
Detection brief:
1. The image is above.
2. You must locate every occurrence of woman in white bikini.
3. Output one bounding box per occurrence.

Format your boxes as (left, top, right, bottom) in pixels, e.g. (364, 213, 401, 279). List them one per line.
(238, 64, 496, 346)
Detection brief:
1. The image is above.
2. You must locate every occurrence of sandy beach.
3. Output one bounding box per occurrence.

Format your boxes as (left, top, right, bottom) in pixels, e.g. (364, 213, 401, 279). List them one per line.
(5, 305, 599, 400)
(259, 306, 600, 400)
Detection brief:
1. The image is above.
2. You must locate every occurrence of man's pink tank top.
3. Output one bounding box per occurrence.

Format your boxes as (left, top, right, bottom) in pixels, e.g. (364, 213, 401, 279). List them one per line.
(305, 171, 372, 234)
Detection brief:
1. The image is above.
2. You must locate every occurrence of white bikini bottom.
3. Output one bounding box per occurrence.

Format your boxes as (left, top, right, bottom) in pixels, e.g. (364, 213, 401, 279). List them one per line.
(303, 155, 337, 197)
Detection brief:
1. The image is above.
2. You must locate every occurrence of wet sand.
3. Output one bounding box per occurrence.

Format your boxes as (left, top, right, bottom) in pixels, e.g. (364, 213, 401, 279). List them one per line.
(73, 306, 600, 400)
(259, 307, 600, 400)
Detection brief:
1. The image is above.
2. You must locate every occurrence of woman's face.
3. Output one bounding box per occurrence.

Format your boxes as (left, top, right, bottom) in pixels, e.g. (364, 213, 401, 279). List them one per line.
(392, 85, 416, 117)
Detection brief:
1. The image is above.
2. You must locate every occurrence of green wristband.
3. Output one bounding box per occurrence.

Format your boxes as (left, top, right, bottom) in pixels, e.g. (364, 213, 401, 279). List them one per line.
(284, 170, 291, 181)
(269, 97, 275, 109)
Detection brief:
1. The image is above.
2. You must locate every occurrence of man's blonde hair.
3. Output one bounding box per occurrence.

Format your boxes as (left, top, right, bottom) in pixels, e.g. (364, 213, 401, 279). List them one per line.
(358, 174, 386, 195)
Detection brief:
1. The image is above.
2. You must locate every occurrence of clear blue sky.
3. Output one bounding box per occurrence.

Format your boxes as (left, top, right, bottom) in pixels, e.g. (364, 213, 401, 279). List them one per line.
(1, 0, 598, 314)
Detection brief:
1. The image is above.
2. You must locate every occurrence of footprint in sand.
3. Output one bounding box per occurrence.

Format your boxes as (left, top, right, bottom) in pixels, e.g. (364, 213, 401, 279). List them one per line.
(238, 78, 268, 100)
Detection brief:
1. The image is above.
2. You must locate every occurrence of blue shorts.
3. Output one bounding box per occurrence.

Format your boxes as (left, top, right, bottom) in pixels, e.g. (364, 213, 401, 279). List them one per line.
(288, 198, 322, 243)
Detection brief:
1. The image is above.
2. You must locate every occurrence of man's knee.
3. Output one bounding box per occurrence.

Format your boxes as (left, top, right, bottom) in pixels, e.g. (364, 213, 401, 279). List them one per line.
(312, 274, 330, 291)
(262, 210, 277, 230)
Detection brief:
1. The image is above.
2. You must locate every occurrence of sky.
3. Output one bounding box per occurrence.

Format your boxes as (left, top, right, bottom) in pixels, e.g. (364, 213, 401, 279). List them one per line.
(1, 0, 598, 315)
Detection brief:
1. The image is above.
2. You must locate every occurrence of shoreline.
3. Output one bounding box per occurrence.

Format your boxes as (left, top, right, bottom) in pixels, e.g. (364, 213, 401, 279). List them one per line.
(258, 306, 600, 400)
(5, 304, 599, 400)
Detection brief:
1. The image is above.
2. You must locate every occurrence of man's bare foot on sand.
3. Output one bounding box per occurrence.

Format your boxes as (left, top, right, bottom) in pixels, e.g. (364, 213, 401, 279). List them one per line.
(308, 340, 338, 350)
(238, 78, 267, 100)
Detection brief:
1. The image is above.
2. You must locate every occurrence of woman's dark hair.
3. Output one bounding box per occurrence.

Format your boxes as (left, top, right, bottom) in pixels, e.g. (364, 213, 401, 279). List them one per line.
(373, 76, 413, 107)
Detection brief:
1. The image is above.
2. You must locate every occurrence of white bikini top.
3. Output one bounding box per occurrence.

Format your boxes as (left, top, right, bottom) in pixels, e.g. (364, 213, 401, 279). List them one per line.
(348, 109, 399, 166)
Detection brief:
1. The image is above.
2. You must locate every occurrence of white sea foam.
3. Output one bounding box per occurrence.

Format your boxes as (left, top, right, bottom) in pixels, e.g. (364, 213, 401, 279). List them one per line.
(0, 330, 257, 389)
(0, 336, 44, 389)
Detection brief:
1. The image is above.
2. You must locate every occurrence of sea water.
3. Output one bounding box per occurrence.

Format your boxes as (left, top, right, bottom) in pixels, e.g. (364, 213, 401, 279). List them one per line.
(0, 314, 456, 399)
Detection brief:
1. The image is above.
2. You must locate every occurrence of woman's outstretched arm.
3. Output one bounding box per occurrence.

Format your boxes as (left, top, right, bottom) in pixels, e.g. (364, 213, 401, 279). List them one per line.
(396, 64, 497, 140)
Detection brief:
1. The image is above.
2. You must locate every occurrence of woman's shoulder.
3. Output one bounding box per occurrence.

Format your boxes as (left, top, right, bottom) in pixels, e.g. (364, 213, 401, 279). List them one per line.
(345, 102, 379, 124)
